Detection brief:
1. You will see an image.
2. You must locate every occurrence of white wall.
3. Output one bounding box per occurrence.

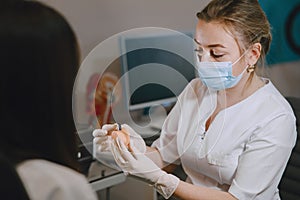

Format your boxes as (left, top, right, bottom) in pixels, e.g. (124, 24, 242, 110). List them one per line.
(39, 0, 209, 58)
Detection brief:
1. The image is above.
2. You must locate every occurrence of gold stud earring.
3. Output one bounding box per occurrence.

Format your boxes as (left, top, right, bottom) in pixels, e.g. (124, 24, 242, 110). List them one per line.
(247, 65, 255, 73)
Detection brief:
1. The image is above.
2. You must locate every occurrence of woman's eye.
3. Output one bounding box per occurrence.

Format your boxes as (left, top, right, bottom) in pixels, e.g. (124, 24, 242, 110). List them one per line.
(210, 50, 224, 58)
(213, 54, 223, 58)
(194, 48, 225, 61)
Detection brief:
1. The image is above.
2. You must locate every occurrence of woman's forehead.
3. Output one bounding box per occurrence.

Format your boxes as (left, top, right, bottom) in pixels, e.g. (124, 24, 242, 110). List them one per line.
(195, 20, 238, 49)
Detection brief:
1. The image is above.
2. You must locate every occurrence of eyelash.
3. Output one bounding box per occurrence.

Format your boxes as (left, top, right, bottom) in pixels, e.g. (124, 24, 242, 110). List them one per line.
(194, 49, 224, 59)
(212, 53, 224, 58)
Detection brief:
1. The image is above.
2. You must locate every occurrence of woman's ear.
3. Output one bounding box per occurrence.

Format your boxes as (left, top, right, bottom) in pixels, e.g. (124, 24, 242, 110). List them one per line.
(247, 42, 262, 65)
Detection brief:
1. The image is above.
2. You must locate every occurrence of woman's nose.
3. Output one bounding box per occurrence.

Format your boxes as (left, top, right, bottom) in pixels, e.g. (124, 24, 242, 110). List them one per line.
(199, 52, 213, 62)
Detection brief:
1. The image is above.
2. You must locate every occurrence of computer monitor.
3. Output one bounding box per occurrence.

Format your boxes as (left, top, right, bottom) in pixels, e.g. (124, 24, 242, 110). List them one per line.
(119, 31, 196, 111)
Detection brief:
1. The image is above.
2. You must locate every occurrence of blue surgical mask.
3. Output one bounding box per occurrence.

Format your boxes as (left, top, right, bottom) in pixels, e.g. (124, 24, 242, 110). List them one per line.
(197, 59, 248, 90)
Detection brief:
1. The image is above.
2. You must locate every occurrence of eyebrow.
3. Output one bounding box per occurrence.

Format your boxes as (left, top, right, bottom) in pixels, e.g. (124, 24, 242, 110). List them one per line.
(194, 38, 226, 48)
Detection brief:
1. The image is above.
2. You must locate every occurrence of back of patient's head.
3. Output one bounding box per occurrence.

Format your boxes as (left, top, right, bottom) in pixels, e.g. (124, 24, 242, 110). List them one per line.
(0, 1, 80, 170)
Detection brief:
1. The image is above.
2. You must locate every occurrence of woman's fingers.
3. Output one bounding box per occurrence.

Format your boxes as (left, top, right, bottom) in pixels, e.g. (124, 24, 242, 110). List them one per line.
(111, 137, 128, 166)
(102, 123, 118, 131)
(92, 129, 108, 137)
(116, 137, 138, 162)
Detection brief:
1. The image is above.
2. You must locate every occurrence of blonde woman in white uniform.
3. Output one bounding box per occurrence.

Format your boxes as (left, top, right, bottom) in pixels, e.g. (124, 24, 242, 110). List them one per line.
(93, 0, 297, 199)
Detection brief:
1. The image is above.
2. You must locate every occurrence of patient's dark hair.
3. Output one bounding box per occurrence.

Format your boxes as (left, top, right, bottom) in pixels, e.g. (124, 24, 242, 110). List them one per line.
(0, 1, 80, 170)
(0, 153, 30, 199)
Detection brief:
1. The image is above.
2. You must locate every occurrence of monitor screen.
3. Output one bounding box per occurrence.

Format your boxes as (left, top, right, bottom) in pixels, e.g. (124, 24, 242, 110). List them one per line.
(119, 31, 196, 111)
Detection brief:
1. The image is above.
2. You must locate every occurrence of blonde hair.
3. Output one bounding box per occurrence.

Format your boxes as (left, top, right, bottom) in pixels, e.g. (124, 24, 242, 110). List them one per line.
(197, 0, 272, 69)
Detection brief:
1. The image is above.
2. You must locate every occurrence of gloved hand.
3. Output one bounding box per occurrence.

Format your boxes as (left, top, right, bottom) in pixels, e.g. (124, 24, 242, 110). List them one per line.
(93, 123, 146, 156)
(111, 137, 180, 199)
(93, 123, 117, 154)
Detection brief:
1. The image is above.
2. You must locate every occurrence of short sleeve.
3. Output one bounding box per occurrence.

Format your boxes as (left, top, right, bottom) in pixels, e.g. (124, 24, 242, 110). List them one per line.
(17, 160, 98, 200)
(50, 173, 98, 200)
(229, 113, 297, 200)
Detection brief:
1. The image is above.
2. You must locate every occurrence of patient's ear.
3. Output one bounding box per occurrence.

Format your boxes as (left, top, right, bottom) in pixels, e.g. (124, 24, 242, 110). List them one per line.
(246, 42, 262, 65)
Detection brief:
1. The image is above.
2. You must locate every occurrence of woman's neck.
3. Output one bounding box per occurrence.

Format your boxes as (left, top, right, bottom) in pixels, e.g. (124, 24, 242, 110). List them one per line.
(217, 73, 265, 109)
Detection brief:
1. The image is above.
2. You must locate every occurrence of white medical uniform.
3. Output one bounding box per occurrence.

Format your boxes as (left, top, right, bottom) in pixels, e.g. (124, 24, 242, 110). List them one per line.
(17, 159, 97, 200)
(152, 78, 297, 200)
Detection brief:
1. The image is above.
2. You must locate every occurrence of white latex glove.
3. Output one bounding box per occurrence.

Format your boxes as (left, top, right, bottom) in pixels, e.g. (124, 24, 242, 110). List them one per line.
(111, 137, 180, 199)
(92, 124, 119, 170)
(92, 123, 146, 156)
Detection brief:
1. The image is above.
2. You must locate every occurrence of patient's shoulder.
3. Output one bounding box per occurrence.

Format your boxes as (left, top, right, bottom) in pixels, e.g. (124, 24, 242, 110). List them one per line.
(17, 159, 97, 200)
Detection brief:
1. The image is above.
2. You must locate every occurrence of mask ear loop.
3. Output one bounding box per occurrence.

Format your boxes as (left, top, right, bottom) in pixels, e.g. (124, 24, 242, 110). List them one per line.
(231, 48, 250, 66)
(232, 30, 263, 74)
(231, 48, 251, 76)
